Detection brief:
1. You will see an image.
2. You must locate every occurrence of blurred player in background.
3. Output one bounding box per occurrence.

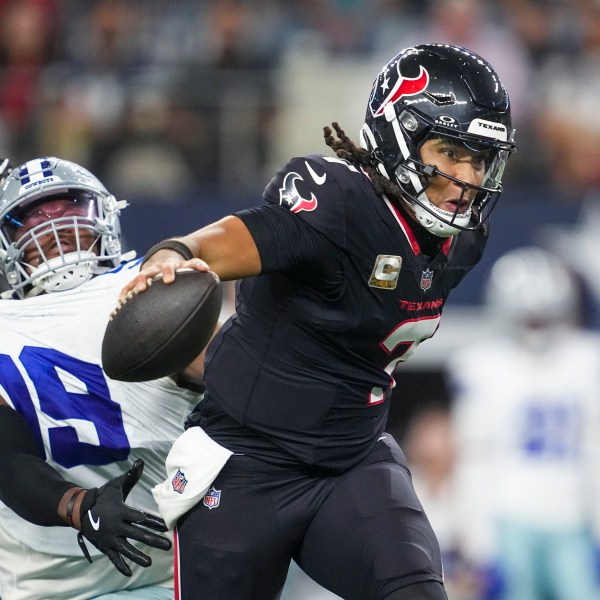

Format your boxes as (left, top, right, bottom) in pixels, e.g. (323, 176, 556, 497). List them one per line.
(0, 157, 206, 600)
(401, 402, 481, 600)
(448, 246, 600, 600)
(122, 43, 516, 600)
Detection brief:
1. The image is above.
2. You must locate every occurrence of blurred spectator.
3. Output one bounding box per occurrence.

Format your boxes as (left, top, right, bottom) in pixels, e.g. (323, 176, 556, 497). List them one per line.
(36, 0, 142, 166)
(0, 0, 60, 162)
(150, 0, 280, 192)
(448, 246, 600, 600)
(500, 0, 583, 67)
(402, 402, 479, 600)
(548, 196, 600, 330)
(534, 2, 600, 195)
(396, 0, 539, 184)
(88, 80, 197, 202)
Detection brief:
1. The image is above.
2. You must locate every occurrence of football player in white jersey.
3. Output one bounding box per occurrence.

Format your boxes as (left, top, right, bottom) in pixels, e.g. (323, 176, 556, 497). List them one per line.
(0, 157, 206, 600)
(448, 247, 600, 600)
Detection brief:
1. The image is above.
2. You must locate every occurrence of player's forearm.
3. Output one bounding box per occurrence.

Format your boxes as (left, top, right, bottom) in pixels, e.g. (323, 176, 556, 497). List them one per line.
(122, 216, 261, 301)
(176, 216, 262, 280)
(0, 405, 79, 527)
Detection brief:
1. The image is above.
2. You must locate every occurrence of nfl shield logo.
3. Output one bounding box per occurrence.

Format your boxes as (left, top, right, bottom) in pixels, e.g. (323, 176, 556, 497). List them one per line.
(420, 269, 433, 291)
(203, 486, 221, 510)
(172, 469, 188, 494)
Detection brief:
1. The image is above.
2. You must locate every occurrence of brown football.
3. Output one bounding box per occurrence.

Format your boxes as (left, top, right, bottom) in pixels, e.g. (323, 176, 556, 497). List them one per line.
(102, 269, 222, 381)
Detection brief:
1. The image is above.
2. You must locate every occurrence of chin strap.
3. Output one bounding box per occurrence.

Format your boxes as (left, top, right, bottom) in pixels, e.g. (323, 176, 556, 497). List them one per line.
(31, 253, 96, 293)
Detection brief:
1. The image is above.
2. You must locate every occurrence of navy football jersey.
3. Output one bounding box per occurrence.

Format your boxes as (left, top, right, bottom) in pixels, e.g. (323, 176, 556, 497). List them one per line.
(203, 154, 487, 471)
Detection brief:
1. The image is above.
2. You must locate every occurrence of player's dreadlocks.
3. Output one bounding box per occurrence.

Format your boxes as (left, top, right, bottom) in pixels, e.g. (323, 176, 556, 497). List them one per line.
(323, 122, 403, 202)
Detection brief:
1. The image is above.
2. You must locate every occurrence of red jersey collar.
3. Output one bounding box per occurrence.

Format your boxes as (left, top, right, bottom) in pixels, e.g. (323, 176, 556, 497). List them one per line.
(383, 196, 452, 256)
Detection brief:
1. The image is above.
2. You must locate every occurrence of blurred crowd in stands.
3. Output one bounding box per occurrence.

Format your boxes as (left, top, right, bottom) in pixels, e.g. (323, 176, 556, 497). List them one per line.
(2, 0, 600, 204)
(4, 3, 600, 600)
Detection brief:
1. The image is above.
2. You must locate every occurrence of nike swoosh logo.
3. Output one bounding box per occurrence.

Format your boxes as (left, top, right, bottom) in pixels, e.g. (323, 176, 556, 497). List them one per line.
(88, 511, 101, 531)
(305, 161, 326, 185)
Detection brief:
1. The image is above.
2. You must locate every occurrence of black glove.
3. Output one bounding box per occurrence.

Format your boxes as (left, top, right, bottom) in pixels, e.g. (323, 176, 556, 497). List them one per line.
(77, 459, 172, 577)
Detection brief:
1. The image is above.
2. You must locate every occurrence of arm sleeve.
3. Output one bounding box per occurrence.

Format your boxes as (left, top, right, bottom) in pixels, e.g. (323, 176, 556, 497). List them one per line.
(235, 204, 339, 273)
(235, 154, 351, 293)
(0, 405, 77, 526)
(235, 205, 345, 297)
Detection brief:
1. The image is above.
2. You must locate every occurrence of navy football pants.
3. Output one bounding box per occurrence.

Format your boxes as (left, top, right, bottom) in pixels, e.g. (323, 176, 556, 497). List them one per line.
(175, 435, 446, 600)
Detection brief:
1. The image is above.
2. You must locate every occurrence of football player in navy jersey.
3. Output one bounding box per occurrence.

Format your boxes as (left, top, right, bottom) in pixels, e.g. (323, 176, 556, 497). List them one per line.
(122, 44, 516, 600)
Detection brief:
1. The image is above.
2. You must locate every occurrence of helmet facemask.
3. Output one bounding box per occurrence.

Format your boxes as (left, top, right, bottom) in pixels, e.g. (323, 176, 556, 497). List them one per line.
(362, 105, 514, 237)
(0, 158, 129, 298)
(392, 109, 512, 236)
(361, 44, 516, 237)
(2, 192, 121, 295)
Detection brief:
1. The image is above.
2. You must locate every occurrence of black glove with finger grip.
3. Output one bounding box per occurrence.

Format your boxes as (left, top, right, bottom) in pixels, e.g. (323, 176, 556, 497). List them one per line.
(77, 458, 172, 577)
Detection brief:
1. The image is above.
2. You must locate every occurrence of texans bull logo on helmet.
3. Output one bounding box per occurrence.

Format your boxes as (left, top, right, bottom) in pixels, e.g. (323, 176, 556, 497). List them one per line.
(369, 63, 429, 118)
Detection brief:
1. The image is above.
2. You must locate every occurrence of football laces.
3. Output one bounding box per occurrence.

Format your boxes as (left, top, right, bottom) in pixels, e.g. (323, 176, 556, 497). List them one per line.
(108, 280, 152, 321)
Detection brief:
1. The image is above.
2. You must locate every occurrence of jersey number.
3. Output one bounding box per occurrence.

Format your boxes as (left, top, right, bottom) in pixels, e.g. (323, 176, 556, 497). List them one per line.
(0, 347, 129, 468)
(520, 402, 580, 459)
(369, 315, 440, 404)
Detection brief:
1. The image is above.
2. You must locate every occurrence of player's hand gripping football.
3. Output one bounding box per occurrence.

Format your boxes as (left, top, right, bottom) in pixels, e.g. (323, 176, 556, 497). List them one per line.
(77, 459, 171, 576)
(120, 248, 209, 303)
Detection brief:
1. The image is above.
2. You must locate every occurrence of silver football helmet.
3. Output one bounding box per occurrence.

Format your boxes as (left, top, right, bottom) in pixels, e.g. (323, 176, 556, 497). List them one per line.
(485, 246, 579, 328)
(0, 157, 130, 297)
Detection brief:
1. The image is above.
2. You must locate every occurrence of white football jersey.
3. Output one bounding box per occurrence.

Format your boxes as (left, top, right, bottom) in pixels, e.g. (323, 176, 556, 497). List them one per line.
(0, 259, 202, 557)
(448, 327, 600, 561)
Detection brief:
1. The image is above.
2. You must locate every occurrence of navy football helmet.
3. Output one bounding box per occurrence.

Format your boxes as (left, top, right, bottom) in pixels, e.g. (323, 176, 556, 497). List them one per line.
(361, 44, 516, 237)
(0, 157, 130, 297)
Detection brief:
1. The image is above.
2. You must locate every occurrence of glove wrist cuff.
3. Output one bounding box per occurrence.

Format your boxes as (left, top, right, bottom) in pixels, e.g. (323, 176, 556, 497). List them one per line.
(65, 488, 86, 529)
(79, 487, 97, 522)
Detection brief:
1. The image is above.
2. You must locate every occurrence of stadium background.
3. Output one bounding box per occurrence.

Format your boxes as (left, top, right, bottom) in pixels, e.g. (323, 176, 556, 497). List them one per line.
(2, 1, 600, 598)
